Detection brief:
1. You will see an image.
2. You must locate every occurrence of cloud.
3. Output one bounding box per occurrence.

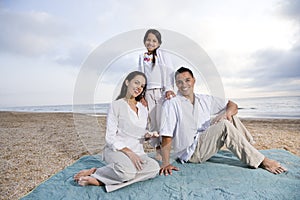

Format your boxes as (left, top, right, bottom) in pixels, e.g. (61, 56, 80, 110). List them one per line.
(255, 47, 299, 77)
(0, 54, 79, 107)
(237, 45, 300, 95)
(1, 0, 299, 106)
(277, 0, 300, 21)
(224, 0, 300, 97)
(0, 9, 69, 56)
(54, 43, 95, 67)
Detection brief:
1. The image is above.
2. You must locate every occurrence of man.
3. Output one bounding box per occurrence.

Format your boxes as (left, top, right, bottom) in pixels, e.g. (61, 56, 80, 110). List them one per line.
(159, 67, 287, 176)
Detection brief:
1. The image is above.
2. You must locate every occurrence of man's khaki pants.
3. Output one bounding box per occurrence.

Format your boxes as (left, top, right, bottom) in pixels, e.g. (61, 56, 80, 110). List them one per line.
(189, 116, 264, 168)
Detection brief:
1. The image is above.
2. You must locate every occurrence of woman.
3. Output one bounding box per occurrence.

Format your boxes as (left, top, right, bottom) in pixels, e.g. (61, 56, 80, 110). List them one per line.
(74, 71, 160, 192)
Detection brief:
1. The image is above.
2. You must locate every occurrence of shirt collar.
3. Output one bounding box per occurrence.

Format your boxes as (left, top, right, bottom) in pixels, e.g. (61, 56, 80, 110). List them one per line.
(176, 92, 199, 103)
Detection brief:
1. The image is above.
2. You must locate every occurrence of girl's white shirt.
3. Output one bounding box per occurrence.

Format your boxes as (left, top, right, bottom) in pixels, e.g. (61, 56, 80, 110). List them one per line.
(105, 98, 148, 156)
(138, 49, 174, 92)
(142, 53, 162, 89)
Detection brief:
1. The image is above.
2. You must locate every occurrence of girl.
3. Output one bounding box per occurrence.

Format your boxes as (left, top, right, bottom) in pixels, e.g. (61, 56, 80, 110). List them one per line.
(74, 71, 160, 192)
(138, 29, 175, 159)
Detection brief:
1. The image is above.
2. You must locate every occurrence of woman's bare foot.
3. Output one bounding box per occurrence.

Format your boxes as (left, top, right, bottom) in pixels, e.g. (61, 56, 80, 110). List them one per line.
(78, 176, 103, 186)
(74, 168, 97, 181)
(260, 157, 287, 174)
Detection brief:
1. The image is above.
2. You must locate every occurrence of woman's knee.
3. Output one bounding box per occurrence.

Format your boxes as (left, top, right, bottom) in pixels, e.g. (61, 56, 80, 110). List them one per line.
(114, 162, 136, 182)
(150, 158, 160, 172)
(142, 158, 160, 175)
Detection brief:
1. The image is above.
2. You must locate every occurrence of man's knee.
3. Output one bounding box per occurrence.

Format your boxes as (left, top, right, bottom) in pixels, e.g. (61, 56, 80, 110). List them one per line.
(223, 119, 243, 139)
(223, 119, 236, 130)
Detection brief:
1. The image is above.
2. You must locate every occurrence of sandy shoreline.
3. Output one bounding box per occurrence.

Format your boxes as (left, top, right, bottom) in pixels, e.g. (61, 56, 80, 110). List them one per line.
(0, 111, 299, 199)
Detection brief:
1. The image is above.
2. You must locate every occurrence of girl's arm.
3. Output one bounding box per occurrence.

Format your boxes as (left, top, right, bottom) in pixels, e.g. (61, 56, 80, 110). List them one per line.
(157, 49, 175, 93)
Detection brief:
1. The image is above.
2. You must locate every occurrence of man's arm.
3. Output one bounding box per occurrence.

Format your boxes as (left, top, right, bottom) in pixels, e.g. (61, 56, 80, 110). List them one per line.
(211, 100, 238, 124)
(159, 136, 179, 176)
(161, 136, 172, 166)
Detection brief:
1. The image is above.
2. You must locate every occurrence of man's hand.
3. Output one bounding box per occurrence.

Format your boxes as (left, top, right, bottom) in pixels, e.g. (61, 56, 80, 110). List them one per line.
(140, 97, 148, 107)
(159, 164, 179, 176)
(165, 90, 176, 100)
(225, 100, 238, 122)
(211, 101, 238, 124)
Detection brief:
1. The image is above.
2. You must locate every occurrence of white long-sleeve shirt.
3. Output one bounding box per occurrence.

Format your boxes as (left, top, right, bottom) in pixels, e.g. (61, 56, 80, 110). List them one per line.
(105, 99, 148, 156)
(138, 49, 174, 91)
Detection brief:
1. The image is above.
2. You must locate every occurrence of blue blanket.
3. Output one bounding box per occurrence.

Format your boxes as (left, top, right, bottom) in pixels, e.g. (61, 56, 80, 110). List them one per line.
(21, 149, 300, 200)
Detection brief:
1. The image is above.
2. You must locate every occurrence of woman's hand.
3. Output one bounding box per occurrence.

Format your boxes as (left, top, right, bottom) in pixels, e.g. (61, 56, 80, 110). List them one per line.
(144, 131, 159, 139)
(121, 147, 144, 170)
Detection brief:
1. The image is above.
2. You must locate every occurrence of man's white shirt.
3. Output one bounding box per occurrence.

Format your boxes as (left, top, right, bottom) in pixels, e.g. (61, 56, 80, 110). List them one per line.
(160, 93, 227, 162)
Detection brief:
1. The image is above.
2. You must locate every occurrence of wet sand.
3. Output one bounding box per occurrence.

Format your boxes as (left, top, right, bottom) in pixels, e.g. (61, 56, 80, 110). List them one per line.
(0, 111, 299, 199)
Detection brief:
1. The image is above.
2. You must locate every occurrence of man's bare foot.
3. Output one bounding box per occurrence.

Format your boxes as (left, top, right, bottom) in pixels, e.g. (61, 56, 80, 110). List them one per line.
(78, 176, 103, 186)
(260, 157, 287, 174)
(74, 168, 97, 181)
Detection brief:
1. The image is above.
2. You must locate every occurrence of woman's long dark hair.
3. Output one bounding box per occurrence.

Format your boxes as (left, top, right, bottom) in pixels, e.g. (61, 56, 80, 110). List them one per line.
(143, 29, 162, 64)
(116, 71, 147, 101)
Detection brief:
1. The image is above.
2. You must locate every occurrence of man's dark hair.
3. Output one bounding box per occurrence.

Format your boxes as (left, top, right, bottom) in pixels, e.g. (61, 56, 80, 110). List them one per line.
(175, 66, 194, 78)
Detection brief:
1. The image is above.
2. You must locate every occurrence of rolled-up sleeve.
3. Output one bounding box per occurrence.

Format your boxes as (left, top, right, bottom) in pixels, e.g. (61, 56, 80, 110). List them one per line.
(210, 96, 227, 115)
(160, 99, 178, 137)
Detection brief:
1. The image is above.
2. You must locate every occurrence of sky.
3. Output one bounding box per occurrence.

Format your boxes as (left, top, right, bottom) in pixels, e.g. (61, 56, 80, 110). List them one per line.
(1, 0, 300, 107)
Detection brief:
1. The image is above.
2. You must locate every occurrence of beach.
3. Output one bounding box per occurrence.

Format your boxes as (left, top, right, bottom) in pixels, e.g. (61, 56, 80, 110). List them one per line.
(0, 111, 299, 200)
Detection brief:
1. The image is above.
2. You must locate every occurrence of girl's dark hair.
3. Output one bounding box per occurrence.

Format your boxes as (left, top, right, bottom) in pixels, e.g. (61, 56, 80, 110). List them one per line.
(116, 71, 147, 101)
(143, 29, 162, 64)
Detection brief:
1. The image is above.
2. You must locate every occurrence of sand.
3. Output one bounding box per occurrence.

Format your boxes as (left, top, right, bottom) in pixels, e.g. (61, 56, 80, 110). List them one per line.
(0, 111, 299, 200)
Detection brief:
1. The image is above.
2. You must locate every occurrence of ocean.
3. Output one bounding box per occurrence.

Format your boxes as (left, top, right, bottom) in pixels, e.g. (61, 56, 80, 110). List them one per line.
(0, 96, 299, 119)
(233, 96, 300, 119)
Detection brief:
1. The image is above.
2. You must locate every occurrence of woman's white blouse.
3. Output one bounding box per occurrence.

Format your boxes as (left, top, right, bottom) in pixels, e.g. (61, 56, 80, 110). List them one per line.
(105, 99, 148, 155)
